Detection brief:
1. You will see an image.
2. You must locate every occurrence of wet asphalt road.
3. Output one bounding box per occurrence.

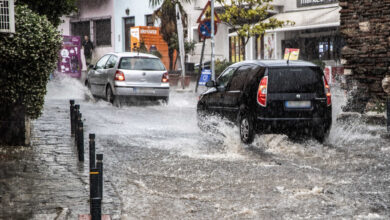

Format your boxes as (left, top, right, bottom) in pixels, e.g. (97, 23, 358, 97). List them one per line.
(48, 79, 390, 218)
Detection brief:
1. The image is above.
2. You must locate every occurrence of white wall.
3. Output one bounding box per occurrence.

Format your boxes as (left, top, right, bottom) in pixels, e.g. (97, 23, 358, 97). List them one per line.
(113, 0, 160, 52)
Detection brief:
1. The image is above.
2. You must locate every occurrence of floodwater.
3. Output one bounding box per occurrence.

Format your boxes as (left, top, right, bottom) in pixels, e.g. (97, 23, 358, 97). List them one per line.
(45, 77, 389, 219)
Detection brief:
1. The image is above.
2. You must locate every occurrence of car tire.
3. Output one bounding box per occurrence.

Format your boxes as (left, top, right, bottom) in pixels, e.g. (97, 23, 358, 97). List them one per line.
(162, 97, 169, 105)
(313, 126, 329, 143)
(239, 112, 255, 144)
(106, 86, 115, 104)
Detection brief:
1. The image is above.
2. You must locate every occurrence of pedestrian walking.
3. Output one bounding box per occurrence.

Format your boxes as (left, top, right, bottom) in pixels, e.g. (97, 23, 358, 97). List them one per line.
(82, 35, 94, 67)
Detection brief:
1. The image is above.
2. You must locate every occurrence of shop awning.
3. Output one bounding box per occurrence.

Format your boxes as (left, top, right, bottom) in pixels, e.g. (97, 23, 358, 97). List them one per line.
(265, 7, 340, 32)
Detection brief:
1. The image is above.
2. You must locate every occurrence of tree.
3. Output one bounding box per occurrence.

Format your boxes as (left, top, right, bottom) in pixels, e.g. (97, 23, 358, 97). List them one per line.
(149, 0, 191, 70)
(0, 5, 62, 145)
(16, 0, 77, 27)
(216, 0, 293, 46)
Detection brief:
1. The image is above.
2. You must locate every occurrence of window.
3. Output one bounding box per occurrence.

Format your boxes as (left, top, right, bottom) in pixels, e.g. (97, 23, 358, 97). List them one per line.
(119, 57, 166, 71)
(229, 36, 245, 63)
(145, 14, 154, 26)
(71, 21, 90, 39)
(228, 66, 251, 91)
(106, 55, 118, 69)
(268, 67, 324, 94)
(95, 55, 111, 69)
(217, 67, 236, 88)
(95, 19, 111, 46)
(0, 0, 15, 33)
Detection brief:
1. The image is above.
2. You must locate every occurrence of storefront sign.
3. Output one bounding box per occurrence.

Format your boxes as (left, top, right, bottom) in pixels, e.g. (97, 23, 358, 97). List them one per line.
(297, 0, 338, 8)
(284, 48, 300, 61)
(57, 35, 81, 78)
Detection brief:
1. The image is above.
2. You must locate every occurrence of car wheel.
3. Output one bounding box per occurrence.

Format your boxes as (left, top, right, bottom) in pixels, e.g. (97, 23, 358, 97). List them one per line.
(162, 97, 169, 105)
(106, 86, 114, 104)
(313, 126, 329, 143)
(239, 113, 255, 144)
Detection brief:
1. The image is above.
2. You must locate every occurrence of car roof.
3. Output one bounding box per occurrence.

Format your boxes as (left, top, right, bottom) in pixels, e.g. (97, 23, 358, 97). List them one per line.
(107, 52, 159, 59)
(229, 60, 318, 68)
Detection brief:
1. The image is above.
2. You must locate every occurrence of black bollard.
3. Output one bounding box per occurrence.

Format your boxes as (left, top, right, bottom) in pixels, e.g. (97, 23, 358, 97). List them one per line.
(387, 97, 390, 133)
(91, 197, 102, 220)
(90, 168, 100, 199)
(75, 113, 82, 146)
(89, 134, 96, 170)
(78, 121, 84, 161)
(74, 105, 80, 142)
(96, 154, 103, 199)
(70, 100, 75, 135)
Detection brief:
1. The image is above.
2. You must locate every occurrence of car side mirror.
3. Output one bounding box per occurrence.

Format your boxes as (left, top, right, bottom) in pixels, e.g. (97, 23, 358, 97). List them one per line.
(205, 80, 216, 88)
(89, 64, 95, 69)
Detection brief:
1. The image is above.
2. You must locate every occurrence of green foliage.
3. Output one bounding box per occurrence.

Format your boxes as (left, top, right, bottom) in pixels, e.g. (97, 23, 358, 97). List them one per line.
(16, 0, 77, 27)
(311, 59, 326, 70)
(216, 0, 293, 46)
(151, 0, 191, 70)
(215, 59, 233, 77)
(0, 5, 62, 119)
(168, 33, 196, 54)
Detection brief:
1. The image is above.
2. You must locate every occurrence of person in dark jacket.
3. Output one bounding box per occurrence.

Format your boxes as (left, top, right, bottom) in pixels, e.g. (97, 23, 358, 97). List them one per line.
(82, 35, 94, 66)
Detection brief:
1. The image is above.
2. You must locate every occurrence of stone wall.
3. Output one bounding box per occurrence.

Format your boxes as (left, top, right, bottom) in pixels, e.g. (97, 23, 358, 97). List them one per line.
(339, 0, 390, 112)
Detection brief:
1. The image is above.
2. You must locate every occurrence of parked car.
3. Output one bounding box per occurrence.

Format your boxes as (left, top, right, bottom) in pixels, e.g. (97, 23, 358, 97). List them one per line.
(86, 52, 169, 105)
(197, 60, 332, 144)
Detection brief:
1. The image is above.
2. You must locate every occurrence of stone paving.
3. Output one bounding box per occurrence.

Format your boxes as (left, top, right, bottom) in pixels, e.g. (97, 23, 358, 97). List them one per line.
(0, 100, 120, 219)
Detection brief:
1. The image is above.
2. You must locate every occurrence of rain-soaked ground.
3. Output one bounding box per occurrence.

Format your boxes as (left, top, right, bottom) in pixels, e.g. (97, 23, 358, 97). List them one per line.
(2, 77, 390, 219)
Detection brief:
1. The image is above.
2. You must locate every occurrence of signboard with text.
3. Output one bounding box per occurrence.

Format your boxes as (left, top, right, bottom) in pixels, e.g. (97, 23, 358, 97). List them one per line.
(284, 48, 300, 61)
(199, 69, 211, 86)
(57, 35, 82, 78)
(297, 0, 338, 7)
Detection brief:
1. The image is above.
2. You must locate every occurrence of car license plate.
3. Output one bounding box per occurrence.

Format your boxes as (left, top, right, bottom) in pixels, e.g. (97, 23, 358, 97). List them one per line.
(135, 88, 155, 94)
(285, 101, 311, 109)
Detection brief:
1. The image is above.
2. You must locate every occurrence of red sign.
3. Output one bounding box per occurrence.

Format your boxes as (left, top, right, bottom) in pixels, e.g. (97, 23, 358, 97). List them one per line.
(197, 1, 221, 24)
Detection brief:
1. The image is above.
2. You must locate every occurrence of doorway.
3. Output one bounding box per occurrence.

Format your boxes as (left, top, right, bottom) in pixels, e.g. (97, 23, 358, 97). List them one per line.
(124, 17, 135, 52)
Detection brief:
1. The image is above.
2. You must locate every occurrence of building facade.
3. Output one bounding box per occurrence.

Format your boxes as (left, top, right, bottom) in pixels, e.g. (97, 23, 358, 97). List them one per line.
(58, 0, 161, 65)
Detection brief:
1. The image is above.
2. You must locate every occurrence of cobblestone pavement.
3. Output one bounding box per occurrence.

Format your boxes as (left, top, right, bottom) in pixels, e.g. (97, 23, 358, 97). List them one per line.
(0, 99, 121, 219)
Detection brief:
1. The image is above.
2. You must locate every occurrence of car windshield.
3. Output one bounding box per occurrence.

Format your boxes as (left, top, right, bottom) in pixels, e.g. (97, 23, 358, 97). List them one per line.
(268, 67, 324, 94)
(118, 57, 166, 71)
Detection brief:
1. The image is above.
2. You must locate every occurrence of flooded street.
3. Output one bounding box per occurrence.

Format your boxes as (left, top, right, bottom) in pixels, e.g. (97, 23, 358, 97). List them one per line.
(12, 78, 390, 219)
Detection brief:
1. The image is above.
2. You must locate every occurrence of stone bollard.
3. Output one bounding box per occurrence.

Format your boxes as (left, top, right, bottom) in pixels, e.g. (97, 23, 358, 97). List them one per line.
(89, 134, 96, 170)
(70, 100, 75, 135)
(78, 121, 84, 161)
(96, 154, 103, 199)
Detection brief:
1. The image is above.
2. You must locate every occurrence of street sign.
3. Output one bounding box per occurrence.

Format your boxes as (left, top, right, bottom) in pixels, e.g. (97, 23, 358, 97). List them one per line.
(199, 69, 212, 86)
(198, 20, 218, 39)
(197, 0, 221, 24)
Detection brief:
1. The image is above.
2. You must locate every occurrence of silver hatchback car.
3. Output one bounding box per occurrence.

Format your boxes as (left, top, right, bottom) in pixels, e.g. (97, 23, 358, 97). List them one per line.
(86, 52, 169, 105)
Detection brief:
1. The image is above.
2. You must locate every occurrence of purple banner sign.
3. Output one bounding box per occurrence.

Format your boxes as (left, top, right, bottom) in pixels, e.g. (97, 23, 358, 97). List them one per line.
(57, 35, 82, 78)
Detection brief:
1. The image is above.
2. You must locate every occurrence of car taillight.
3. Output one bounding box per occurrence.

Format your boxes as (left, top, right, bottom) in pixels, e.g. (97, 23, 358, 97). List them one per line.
(257, 76, 268, 107)
(115, 70, 125, 81)
(162, 72, 169, 83)
(323, 76, 331, 106)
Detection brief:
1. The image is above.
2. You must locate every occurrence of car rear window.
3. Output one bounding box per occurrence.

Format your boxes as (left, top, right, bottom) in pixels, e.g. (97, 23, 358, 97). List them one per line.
(119, 57, 166, 71)
(268, 67, 324, 94)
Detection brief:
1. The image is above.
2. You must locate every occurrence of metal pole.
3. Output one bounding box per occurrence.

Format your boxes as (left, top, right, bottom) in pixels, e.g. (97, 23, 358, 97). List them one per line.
(70, 100, 75, 135)
(195, 39, 207, 93)
(91, 197, 101, 220)
(90, 168, 99, 199)
(387, 97, 390, 133)
(89, 134, 96, 170)
(211, 0, 215, 81)
(96, 154, 103, 199)
(78, 121, 84, 161)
